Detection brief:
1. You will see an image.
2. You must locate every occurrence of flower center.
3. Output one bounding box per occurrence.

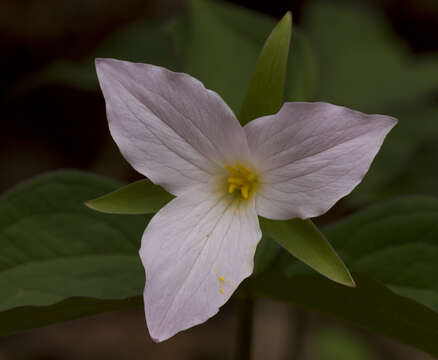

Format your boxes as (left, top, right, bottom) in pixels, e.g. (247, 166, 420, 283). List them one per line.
(225, 164, 257, 200)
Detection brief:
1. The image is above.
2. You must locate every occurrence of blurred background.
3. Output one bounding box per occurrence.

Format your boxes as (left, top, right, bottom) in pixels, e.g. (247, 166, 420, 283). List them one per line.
(1, 0, 437, 359)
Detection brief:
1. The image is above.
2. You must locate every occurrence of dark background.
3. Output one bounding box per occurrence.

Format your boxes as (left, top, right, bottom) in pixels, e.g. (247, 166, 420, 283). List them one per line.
(1, 0, 437, 359)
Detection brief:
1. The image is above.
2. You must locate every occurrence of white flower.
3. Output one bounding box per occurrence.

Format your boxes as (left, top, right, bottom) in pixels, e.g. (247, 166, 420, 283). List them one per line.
(95, 58, 397, 342)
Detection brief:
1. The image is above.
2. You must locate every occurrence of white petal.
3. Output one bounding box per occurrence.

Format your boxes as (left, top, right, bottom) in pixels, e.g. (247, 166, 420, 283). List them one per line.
(245, 102, 397, 219)
(140, 185, 261, 341)
(95, 58, 251, 195)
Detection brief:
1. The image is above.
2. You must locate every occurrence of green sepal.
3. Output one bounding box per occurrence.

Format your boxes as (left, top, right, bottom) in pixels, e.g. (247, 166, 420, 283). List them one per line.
(260, 218, 355, 287)
(239, 12, 292, 125)
(240, 12, 353, 286)
(85, 179, 173, 215)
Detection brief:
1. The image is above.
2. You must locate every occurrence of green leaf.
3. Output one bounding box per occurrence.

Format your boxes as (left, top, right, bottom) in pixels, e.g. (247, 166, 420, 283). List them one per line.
(179, 0, 316, 114)
(248, 196, 438, 357)
(237, 8, 351, 287)
(239, 12, 291, 125)
(325, 196, 438, 312)
(183, 0, 270, 113)
(0, 171, 277, 336)
(348, 105, 438, 205)
(304, 2, 438, 113)
(85, 179, 173, 214)
(249, 273, 438, 358)
(13, 19, 180, 94)
(260, 218, 354, 287)
(0, 171, 146, 335)
(252, 236, 283, 275)
(4, 175, 438, 357)
(0, 296, 142, 337)
(285, 30, 318, 102)
(15, 0, 317, 114)
(303, 2, 438, 206)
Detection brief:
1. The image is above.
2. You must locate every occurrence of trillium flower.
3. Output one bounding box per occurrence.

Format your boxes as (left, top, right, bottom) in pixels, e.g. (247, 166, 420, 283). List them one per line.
(95, 58, 397, 342)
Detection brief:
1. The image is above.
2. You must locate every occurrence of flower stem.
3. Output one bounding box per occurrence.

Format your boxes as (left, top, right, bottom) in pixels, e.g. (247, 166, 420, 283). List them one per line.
(234, 297, 255, 360)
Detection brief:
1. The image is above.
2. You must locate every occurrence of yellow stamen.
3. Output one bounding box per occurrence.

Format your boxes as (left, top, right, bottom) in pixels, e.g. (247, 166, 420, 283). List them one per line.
(241, 186, 249, 199)
(236, 164, 251, 176)
(225, 165, 239, 176)
(225, 163, 257, 200)
(228, 177, 245, 185)
(218, 275, 225, 294)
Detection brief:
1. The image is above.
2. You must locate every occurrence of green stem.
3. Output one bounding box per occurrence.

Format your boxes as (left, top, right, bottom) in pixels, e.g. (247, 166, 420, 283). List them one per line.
(234, 297, 255, 360)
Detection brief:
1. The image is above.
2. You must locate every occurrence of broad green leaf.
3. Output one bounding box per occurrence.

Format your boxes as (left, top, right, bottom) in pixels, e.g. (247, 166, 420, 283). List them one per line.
(304, 2, 438, 113)
(348, 105, 438, 205)
(85, 179, 173, 214)
(183, 0, 269, 112)
(248, 273, 438, 358)
(199, 0, 317, 102)
(13, 19, 179, 94)
(0, 171, 146, 334)
(303, 2, 438, 206)
(0, 296, 142, 337)
(15, 0, 317, 114)
(3, 176, 438, 356)
(325, 196, 438, 312)
(179, 0, 316, 113)
(239, 12, 291, 125)
(260, 218, 354, 287)
(0, 171, 276, 335)
(248, 196, 438, 357)
(285, 30, 318, 102)
(252, 236, 283, 275)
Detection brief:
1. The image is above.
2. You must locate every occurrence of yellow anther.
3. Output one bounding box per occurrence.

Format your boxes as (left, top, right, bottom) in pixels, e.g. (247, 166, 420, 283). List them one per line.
(228, 177, 245, 185)
(236, 164, 251, 176)
(225, 165, 239, 176)
(225, 163, 257, 200)
(241, 186, 249, 199)
(218, 275, 225, 294)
